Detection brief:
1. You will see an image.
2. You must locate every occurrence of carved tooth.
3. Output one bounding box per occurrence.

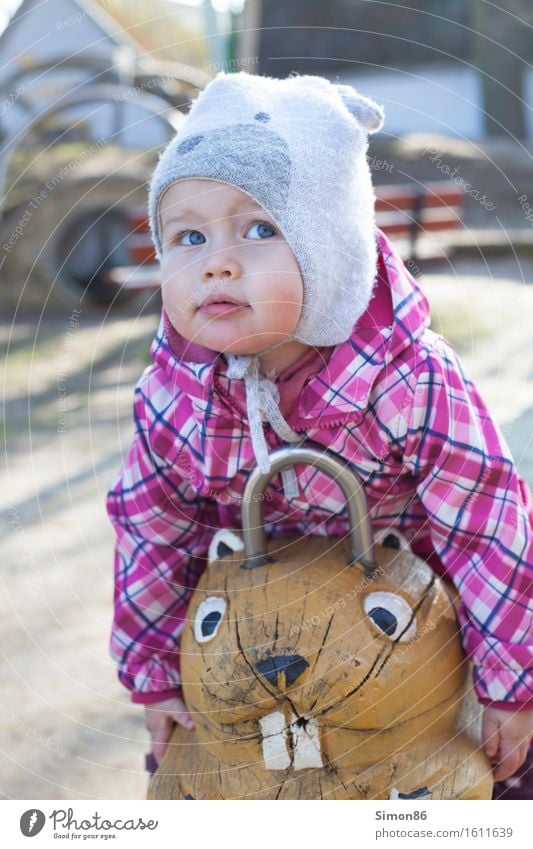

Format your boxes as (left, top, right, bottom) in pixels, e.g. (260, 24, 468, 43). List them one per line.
(290, 713, 323, 769)
(259, 710, 290, 770)
(258, 710, 323, 771)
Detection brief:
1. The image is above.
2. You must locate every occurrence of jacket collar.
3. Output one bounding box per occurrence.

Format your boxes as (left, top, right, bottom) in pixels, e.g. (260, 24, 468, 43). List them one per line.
(149, 228, 431, 426)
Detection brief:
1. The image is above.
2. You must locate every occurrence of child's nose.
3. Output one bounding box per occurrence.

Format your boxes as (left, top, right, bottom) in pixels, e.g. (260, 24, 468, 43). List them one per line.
(202, 247, 242, 281)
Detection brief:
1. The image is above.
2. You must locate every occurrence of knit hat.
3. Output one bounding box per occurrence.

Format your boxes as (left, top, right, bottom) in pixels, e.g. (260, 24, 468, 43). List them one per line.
(148, 71, 384, 472)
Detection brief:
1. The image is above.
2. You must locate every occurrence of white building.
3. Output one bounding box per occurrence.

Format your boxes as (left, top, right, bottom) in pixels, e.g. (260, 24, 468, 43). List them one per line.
(0, 0, 208, 148)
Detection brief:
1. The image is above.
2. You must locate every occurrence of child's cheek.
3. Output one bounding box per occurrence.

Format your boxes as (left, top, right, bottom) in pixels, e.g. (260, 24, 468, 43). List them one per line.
(161, 279, 189, 333)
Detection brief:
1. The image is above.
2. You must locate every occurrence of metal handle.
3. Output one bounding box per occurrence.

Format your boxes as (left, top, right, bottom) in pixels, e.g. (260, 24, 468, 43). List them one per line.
(241, 444, 377, 578)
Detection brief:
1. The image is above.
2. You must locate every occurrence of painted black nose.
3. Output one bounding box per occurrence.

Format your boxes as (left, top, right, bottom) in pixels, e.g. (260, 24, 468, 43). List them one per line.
(255, 654, 309, 688)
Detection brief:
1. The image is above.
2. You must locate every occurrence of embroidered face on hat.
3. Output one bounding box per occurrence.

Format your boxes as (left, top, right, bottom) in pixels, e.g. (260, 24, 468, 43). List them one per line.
(148, 71, 385, 349)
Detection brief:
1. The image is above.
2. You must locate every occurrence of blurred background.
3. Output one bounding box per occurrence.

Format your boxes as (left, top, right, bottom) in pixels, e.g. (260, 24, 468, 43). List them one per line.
(1, 0, 532, 799)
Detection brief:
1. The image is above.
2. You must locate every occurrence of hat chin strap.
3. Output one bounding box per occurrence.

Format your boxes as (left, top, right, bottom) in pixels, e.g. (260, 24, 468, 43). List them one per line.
(225, 335, 302, 474)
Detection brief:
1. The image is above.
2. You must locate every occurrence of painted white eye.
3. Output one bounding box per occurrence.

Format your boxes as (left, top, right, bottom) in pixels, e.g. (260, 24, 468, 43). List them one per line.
(194, 597, 226, 643)
(364, 592, 416, 642)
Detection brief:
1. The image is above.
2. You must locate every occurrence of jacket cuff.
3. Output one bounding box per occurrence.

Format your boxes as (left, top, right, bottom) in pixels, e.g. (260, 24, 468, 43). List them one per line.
(131, 688, 183, 705)
(458, 621, 533, 704)
(478, 698, 533, 712)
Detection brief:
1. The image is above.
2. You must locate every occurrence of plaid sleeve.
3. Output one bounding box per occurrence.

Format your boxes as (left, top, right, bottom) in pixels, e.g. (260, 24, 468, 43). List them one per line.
(403, 338, 533, 706)
(106, 374, 213, 703)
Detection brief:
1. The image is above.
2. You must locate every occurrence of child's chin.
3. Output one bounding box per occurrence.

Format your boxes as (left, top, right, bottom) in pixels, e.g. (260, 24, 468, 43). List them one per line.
(205, 336, 282, 357)
(221, 343, 280, 357)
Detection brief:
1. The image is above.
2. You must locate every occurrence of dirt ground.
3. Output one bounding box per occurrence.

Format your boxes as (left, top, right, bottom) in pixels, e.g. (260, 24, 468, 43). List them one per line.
(1, 253, 532, 800)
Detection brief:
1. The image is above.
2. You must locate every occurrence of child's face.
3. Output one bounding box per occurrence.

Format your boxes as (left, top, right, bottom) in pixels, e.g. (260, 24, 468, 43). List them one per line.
(158, 179, 304, 356)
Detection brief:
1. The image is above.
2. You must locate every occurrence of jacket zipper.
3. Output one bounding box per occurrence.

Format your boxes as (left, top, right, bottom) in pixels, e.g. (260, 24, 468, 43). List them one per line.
(288, 414, 362, 432)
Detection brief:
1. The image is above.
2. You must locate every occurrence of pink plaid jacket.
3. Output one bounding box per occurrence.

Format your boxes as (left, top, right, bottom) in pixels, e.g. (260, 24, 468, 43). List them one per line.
(107, 229, 533, 709)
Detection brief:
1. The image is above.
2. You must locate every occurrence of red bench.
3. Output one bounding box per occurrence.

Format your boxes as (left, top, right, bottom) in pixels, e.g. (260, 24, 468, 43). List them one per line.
(375, 180, 465, 261)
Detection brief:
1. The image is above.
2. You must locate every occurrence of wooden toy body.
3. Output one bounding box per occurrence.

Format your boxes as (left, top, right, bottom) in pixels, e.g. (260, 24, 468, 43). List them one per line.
(148, 534, 493, 800)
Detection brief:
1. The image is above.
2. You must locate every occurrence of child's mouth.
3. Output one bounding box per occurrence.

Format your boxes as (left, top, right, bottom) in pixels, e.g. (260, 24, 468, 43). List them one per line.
(199, 301, 250, 317)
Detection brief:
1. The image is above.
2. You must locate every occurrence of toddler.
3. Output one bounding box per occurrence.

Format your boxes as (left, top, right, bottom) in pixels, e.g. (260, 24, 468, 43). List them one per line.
(107, 72, 532, 787)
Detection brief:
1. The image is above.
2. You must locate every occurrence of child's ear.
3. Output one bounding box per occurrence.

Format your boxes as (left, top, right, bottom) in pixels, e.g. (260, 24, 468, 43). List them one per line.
(335, 84, 385, 133)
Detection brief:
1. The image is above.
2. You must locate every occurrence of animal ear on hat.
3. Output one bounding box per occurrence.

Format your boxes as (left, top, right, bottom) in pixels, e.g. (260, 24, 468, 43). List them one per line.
(208, 528, 244, 565)
(335, 84, 385, 133)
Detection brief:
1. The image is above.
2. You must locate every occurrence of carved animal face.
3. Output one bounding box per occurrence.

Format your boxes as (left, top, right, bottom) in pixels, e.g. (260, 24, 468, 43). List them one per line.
(180, 530, 465, 771)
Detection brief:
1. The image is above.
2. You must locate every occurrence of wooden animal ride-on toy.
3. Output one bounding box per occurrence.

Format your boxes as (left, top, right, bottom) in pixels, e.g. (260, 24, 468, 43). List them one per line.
(149, 445, 493, 800)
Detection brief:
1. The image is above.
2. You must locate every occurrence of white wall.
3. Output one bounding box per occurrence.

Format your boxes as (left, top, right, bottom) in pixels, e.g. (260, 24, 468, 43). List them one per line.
(333, 64, 486, 141)
(523, 67, 533, 144)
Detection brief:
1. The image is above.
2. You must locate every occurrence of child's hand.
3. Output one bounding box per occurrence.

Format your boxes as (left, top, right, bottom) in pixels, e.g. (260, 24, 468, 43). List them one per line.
(482, 706, 532, 781)
(144, 696, 195, 765)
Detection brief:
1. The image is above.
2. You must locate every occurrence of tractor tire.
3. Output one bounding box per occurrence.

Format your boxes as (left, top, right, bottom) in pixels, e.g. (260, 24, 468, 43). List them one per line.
(0, 174, 160, 316)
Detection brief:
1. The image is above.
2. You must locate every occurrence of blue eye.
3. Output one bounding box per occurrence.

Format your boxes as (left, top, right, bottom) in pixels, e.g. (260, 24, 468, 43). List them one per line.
(246, 222, 276, 240)
(178, 230, 205, 245)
